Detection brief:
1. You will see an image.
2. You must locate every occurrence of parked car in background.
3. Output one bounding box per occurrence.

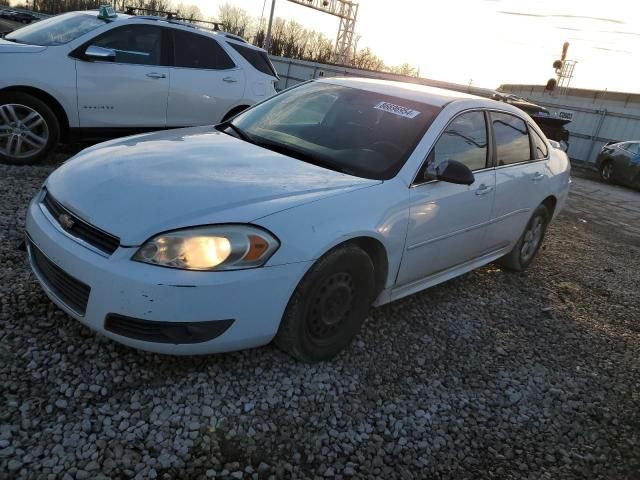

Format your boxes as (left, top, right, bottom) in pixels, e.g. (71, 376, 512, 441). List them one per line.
(25, 78, 571, 361)
(0, 9, 278, 165)
(9, 11, 37, 24)
(0, 9, 13, 19)
(596, 141, 640, 188)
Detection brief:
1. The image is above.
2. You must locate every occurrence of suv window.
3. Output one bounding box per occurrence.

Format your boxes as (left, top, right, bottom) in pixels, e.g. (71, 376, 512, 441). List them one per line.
(428, 110, 488, 173)
(530, 127, 548, 159)
(492, 112, 531, 166)
(227, 42, 278, 77)
(91, 25, 163, 66)
(172, 30, 235, 70)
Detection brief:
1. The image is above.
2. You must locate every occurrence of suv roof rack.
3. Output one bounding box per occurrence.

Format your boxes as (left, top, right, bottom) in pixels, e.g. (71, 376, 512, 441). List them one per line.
(124, 6, 225, 31)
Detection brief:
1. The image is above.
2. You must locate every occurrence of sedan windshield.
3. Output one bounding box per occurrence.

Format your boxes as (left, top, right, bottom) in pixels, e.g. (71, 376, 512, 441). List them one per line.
(226, 82, 441, 180)
(5, 13, 105, 46)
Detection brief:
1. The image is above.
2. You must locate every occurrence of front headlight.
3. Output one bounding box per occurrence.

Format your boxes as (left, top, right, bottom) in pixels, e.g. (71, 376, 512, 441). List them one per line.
(132, 225, 279, 271)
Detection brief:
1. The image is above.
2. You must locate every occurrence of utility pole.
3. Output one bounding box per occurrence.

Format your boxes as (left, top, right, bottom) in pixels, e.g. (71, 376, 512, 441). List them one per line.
(263, 0, 276, 52)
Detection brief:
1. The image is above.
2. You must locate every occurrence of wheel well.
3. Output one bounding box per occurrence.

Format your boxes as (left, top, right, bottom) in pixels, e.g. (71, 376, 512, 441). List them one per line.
(1, 86, 71, 142)
(221, 105, 250, 122)
(542, 196, 557, 216)
(346, 237, 389, 297)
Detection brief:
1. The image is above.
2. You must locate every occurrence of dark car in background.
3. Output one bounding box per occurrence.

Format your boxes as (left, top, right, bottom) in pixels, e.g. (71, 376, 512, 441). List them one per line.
(9, 11, 37, 23)
(596, 141, 640, 189)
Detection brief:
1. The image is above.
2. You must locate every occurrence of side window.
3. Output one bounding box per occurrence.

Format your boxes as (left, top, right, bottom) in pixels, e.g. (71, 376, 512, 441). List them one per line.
(627, 143, 640, 155)
(492, 112, 531, 166)
(428, 110, 488, 173)
(91, 25, 162, 66)
(530, 126, 548, 159)
(172, 30, 235, 70)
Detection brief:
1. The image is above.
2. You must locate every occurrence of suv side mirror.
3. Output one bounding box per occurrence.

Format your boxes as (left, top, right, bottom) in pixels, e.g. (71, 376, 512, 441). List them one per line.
(425, 159, 475, 185)
(84, 45, 116, 61)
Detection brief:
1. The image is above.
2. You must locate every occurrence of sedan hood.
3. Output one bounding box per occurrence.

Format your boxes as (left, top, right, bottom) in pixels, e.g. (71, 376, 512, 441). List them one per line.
(0, 39, 47, 53)
(46, 127, 379, 245)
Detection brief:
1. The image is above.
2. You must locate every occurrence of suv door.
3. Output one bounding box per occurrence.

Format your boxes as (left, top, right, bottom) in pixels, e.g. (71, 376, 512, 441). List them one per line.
(395, 110, 496, 290)
(482, 111, 549, 253)
(166, 29, 245, 126)
(74, 24, 169, 128)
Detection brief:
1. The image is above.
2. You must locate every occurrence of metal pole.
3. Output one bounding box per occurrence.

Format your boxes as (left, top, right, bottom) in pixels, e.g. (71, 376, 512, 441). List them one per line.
(264, 0, 276, 52)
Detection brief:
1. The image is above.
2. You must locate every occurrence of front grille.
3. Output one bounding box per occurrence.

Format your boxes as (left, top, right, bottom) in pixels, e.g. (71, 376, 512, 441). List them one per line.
(29, 241, 91, 315)
(105, 314, 234, 344)
(42, 191, 120, 255)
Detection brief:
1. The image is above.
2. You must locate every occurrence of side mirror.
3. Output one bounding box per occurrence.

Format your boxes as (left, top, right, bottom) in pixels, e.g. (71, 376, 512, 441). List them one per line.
(426, 159, 475, 185)
(84, 45, 116, 61)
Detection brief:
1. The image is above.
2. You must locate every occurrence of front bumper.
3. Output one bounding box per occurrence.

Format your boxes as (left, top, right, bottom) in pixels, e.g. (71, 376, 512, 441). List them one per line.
(25, 196, 311, 355)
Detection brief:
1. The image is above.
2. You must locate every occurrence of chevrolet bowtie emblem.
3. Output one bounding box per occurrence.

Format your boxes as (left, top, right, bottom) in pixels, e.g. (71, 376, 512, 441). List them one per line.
(58, 213, 75, 230)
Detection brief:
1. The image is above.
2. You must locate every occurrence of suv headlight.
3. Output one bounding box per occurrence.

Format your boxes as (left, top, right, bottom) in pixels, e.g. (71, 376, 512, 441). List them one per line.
(132, 225, 279, 271)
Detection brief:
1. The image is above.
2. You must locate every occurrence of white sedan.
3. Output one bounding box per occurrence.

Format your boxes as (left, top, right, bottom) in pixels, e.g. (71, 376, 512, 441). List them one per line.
(25, 78, 571, 361)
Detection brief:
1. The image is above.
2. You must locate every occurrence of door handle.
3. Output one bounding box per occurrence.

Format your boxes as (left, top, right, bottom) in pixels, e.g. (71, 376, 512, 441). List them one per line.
(475, 184, 494, 196)
(532, 172, 545, 182)
(146, 72, 166, 79)
(223, 77, 238, 83)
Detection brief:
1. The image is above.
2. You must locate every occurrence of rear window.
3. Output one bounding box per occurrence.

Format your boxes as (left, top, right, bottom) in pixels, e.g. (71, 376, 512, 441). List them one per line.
(227, 42, 278, 78)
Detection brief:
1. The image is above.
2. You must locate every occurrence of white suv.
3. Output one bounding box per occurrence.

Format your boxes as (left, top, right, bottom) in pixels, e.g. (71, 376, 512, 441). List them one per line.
(0, 9, 278, 164)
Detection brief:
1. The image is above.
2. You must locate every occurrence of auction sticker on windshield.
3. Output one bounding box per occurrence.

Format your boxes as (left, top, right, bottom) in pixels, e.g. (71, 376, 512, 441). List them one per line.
(374, 101, 421, 119)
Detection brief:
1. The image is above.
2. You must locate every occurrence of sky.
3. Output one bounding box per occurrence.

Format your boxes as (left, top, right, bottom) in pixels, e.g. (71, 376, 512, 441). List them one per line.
(188, 0, 640, 93)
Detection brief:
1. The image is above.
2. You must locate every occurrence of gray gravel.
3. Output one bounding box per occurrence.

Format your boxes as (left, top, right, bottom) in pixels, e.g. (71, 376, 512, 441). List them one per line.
(1, 161, 639, 479)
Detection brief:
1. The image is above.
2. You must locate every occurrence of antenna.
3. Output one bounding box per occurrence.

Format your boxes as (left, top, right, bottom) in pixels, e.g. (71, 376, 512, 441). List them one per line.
(287, 0, 359, 65)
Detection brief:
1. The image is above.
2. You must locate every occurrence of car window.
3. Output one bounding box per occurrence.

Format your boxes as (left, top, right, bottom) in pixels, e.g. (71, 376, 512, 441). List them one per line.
(172, 30, 235, 70)
(530, 126, 548, 159)
(492, 112, 531, 166)
(91, 25, 162, 66)
(429, 111, 488, 172)
(5, 12, 105, 46)
(626, 143, 640, 155)
(227, 42, 278, 77)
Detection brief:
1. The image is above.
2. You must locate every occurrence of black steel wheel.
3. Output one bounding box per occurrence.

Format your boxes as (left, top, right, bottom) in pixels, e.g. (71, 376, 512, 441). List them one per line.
(275, 244, 375, 362)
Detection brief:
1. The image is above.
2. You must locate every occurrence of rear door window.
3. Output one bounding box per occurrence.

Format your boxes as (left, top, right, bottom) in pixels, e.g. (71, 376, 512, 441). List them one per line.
(530, 127, 548, 159)
(491, 112, 531, 166)
(172, 30, 235, 70)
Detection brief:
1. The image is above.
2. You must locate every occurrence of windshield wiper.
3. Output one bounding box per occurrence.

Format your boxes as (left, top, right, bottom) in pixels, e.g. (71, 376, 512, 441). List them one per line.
(219, 122, 254, 143)
(251, 137, 357, 176)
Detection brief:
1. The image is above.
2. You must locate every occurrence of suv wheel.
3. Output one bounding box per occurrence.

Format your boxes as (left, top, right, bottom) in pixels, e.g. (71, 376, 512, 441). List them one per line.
(0, 92, 59, 165)
(600, 161, 615, 183)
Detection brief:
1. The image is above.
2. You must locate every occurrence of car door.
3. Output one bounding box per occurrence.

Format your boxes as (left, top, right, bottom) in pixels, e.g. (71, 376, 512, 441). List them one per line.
(482, 111, 549, 253)
(395, 110, 496, 288)
(166, 29, 245, 126)
(75, 24, 169, 128)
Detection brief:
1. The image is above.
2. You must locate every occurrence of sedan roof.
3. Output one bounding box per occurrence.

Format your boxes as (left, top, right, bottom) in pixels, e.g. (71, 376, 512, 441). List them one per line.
(319, 77, 487, 108)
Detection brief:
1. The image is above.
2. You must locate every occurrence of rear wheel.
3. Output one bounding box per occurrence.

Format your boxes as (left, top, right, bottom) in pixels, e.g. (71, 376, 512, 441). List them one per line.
(275, 244, 375, 362)
(0, 92, 59, 165)
(600, 161, 615, 183)
(498, 204, 550, 272)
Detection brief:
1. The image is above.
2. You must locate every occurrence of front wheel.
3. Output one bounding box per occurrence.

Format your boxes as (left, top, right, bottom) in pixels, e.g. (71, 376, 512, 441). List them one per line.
(600, 161, 615, 183)
(0, 92, 59, 165)
(498, 205, 550, 271)
(275, 244, 375, 362)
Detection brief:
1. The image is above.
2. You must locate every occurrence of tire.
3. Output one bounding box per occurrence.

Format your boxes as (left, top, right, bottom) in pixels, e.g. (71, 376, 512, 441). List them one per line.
(0, 92, 59, 165)
(600, 160, 615, 183)
(497, 204, 550, 272)
(275, 244, 376, 362)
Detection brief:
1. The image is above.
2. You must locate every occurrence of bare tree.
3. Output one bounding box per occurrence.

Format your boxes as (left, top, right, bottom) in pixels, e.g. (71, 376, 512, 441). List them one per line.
(217, 3, 253, 38)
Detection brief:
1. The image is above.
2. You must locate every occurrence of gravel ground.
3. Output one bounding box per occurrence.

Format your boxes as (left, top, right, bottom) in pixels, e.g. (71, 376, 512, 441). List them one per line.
(1, 160, 639, 480)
